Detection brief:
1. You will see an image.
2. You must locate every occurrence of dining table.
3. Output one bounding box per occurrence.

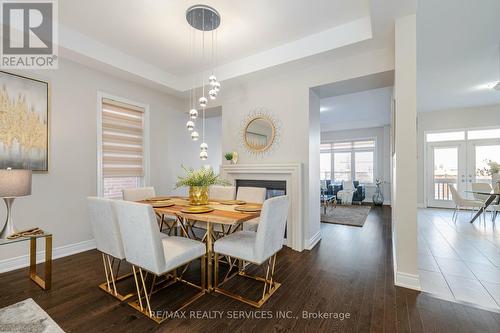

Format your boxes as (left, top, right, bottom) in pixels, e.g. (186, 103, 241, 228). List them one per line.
(466, 189, 500, 223)
(149, 197, 261, 291)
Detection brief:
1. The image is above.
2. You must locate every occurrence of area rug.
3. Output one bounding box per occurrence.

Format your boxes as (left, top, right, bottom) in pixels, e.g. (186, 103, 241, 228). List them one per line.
(0, 298, 64, 333)
(321, 205, 371, 227)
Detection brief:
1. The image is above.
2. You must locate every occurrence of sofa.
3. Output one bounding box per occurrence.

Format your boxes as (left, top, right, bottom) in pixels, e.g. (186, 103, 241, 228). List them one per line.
(323, 180, 365, 204)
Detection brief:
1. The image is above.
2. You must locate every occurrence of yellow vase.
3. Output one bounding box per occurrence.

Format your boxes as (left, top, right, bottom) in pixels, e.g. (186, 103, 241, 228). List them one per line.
(189, 186, 209, 206)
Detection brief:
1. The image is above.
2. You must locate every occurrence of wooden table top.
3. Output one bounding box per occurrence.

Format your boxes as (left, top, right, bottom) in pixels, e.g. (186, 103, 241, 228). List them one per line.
(144, 197, 261, 225)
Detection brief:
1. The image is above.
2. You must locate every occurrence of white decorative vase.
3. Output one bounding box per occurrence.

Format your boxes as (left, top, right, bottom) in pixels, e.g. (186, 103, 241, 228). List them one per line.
(231, 152, 238, 164)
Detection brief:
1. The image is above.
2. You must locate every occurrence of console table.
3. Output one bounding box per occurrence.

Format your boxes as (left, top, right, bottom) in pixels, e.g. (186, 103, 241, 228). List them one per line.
(0, 232, 52, 290)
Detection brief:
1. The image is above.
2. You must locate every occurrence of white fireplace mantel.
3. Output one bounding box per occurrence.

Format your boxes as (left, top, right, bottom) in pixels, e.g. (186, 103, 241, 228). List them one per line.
(220, 163, 304, 252)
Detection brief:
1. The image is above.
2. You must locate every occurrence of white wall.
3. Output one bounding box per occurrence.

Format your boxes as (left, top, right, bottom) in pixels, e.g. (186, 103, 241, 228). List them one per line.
(417, 104, 500, 206)
(321, 126, 391, 204)
(218, 46, 394, 250)
(0, 59, 206, 262)
(308, 90, 321, 248)
(168, 115, 223, 196)
(392, 14, 419, 290)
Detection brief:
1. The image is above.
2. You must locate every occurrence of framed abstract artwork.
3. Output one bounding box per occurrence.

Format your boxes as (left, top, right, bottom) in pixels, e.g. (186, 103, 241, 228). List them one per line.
(0, 71, 49, 172)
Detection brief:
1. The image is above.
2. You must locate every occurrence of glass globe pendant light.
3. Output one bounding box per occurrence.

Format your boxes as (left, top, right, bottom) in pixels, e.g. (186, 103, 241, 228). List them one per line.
(199, 96, 207, 108)
(213, 81, 220, 92)
(209, 89, 217, 100)
(209, 75, 217, 86)
(189, 108, 198, 119)
(186, 5, 221, 159)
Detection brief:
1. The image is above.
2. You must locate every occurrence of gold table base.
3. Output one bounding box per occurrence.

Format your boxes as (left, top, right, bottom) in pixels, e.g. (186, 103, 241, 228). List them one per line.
(29, 235, 52, 290)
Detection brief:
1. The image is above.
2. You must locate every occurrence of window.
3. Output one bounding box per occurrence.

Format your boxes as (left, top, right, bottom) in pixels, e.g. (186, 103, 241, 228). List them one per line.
(355, 151, 374, 183)
(467, 128, 500, 140)
(426, 131, 465, 142)
(320, 144, 331, 180)
(98, 96, 148, 199)
(333, 152, 351, 181)
(426, 128, 500, 142)
(321, 139, 376, 184)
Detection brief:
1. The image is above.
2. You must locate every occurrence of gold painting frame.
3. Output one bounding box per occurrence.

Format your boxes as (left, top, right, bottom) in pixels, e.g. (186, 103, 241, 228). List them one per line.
(0, 71, 50, 172)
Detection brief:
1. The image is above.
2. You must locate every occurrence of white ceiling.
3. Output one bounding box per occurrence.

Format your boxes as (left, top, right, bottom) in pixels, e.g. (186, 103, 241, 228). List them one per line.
(59, 0, 375, 91)
(320, 86, 393, 132)
(418, 0, 500, 112)
(60, 0, 369, 76)
(56, 0, 417, 92)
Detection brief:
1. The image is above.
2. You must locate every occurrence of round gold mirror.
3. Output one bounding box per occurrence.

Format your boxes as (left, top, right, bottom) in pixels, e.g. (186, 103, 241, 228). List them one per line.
(244, 116, 276, 152)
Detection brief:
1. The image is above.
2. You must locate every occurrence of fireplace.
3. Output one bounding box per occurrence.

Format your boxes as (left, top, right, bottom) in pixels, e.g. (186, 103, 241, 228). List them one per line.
(236, 179, 287, 237)
(220, 163, 306, 251)
(235, 179, 286, 199)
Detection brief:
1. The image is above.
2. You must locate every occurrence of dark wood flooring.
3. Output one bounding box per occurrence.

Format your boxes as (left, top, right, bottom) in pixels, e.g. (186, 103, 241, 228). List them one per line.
(1, 206, 500, 332)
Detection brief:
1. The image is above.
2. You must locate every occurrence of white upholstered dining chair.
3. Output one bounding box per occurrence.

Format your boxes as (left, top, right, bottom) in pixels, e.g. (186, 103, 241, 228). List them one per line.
(213, 195, 289, 308)
(113, 200, 206, 324)
(209, 185, 236, 201)
(237, 186, 266, 232)
(122, 187, 156, 201)
(122, 186, 177, 234)
(449, 185, 485, 222)
(87, 197, 134, 301)
(471, 183, 492, 202)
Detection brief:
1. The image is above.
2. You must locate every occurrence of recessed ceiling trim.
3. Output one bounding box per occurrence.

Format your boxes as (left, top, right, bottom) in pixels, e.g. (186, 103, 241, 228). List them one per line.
(57, 16, 372, 93)
(58, 24, 188, 90)
(214, 16, 373, 85)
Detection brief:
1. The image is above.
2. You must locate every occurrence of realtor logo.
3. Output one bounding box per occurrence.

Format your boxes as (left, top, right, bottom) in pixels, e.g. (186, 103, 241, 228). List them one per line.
(1, 0, 58, 69)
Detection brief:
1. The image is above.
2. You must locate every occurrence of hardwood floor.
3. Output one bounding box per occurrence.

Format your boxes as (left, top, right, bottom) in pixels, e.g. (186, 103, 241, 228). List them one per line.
(1, 206, 500, 332)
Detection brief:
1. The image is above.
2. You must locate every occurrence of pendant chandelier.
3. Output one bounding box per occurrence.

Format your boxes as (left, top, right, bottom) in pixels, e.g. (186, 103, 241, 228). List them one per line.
(185, 5, 221, 160)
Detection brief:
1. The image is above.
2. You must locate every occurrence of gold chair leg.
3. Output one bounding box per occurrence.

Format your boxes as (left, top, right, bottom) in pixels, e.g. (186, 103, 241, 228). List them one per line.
(214, 253, 281, 308)
(214, 253, 219, 288)
(127, 256, 206, 324)
(98, 254, 135, 301)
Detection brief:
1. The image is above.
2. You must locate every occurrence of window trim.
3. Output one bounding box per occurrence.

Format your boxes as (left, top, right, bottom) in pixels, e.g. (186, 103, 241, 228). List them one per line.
(424, 126, 500, 143)
(96, 91, 150, 197)
(321, 137, 377, 185)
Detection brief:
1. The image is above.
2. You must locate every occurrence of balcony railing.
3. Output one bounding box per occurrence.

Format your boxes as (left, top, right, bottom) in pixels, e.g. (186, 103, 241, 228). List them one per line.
(433, 176, 456, 201)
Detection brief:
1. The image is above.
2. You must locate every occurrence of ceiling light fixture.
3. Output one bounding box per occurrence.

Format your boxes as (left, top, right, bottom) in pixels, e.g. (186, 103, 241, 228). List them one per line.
(185, 5, 222, 160)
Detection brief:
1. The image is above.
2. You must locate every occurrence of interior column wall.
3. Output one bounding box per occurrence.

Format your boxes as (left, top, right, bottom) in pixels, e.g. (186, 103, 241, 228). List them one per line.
(392, 14, 420, 290)
(307, 90, 321, 248)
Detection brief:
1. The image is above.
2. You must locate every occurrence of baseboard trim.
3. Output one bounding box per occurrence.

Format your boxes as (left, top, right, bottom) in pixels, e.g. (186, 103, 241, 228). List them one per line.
(395, 271, 421, 291)
(0, 239, 96, 273)
(306, 230, 322, 250)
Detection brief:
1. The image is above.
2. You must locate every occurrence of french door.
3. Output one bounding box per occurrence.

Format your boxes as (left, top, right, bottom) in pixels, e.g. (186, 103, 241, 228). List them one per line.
(426, 139, 500, 208)
(427, 142, 466, 208)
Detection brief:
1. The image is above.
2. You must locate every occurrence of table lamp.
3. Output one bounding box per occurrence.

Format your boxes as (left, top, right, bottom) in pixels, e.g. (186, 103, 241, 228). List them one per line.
(0, 168, 32, 239)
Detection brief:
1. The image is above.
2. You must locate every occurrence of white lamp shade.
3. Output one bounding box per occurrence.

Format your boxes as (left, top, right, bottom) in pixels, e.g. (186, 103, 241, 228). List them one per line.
(0, 169, 32, 197)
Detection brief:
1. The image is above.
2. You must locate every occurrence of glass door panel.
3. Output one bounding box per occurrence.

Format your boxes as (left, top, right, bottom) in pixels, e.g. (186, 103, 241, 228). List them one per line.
(427, 142, 466, 208)
(468, 141, 500, 186)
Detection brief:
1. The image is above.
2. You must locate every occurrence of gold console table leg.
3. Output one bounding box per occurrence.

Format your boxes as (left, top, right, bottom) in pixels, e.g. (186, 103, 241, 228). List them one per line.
(29, 235, 52, 290)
